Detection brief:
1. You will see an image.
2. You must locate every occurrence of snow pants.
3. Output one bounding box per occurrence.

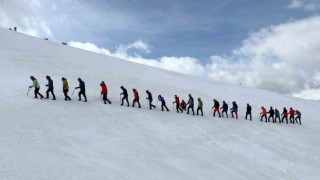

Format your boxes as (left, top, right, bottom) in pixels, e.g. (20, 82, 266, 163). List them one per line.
(197, 107, 203, 116)
(222, 110, 228, 118)
(161, 102, 169, 111)
(63, 89, 71, 101)
(213, 108, 221, 117)
(102, 93, 111, 104)
(187, 105, 194, 115)
(132, 98, 141, 108)
(78, 90, 87, 101)
(282, 116, 288, 123)
(34, 88, 44, 99)
(46, 88, 56, 99)
(261, 114, 267, 122)
(121, 95, 130, 106)
(245, 112, 252, 120)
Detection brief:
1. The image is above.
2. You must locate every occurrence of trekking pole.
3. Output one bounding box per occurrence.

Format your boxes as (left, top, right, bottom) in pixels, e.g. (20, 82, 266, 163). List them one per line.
(27, 87, 31, 96)
(71, 88, 76, 96)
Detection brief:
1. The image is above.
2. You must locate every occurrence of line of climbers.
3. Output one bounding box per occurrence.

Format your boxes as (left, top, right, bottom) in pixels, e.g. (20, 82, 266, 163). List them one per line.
(28, 75, 302, 124)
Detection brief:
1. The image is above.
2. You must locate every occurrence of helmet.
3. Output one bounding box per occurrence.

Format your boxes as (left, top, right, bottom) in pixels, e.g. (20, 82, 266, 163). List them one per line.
(120, 86, 124, 88)
(30, 75, 34, 79)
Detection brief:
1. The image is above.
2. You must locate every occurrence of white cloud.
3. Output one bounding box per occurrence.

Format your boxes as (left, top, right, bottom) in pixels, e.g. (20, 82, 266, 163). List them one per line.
(292, 89, 320, 100)
(287, 0, 303, 9)
(68, 41, 112, 55)
(0, 0, 52, 38)
(286, 0, 320, 11)
(69, 16, 320, 100)
(116, 40, 151, 55)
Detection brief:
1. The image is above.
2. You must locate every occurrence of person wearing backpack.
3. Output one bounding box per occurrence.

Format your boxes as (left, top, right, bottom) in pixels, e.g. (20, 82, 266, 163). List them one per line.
(45, 75, 56, 100)
(29, 76, 44, 99)
(75, 78, 87, 102)
(186, 94, 195, 116)
(62, 77, 71, 101)
(212, 99, 221, 118)
(230, 101, 238, 119)
(100, 81, 111, 104)
(260, 106, 267, 122)
(245, 103, 252, 120)
(281, 107, 289, 124)
(120, 86, 130, 106)
(132, 88, 141, 108)
(196, 98, 203, 116)
(146, 90, 156, 110)
(295, 110, 302, 125)
(275, 108, 281, 123)
(158, 95, 169, 111)
(220, 101, 228, 118)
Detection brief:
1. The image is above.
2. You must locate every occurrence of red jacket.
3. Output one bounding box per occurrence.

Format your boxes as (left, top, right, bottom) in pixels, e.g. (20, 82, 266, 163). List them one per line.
(289, 109, 295, 116)
(175, 96, 180, 104)
(101, 84, 107, 94)
(261, 108, 267, 115)
(134, 90, 139, 100)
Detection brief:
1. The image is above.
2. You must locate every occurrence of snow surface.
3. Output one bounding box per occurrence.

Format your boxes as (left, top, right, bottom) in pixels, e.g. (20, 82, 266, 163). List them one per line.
(0, 28, 319, 180)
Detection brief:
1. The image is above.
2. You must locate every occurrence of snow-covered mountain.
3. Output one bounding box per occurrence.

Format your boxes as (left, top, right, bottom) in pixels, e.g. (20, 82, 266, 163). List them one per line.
(0, 28, 319, 180)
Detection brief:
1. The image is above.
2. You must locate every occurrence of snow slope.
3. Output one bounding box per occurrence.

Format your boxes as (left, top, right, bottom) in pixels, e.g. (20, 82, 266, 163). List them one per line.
(0, 28, 319, 180)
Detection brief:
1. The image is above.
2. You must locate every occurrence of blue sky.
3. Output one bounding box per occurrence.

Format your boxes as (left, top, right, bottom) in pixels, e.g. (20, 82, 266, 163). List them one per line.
(1, 0, 320, 99)
(40, 0, 317, 60)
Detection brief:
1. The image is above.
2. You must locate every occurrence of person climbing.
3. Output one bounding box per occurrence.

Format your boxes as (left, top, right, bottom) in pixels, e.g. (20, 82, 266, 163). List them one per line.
(281, 107, 289, 124)
(260, 106, 267, 122)
(45, 75, 56, 100)
(100, 81, 111, 104)
(187, 94, 195, 115)
(275, 108, 281, 123)
(132, 88, 141, 108)
(62, 77, 71, 101)
(295, 110, 301, 125)
(158, 95, 169, 111)
(212, 99, 221, 117)
(120, 86, 130, 106)
(180, 100, 187, 110)
(196, 98, 203, 116)
(75, 78, 87, 102)
(245, 103, 252, 120)
(173, 95, 183, 113)
(220, 101, 228, 118)
(29, 76, 44, 99)
(289, 107, 295, 124)
(230, 101, 238, 119)
(268, 106, 275, 123)
(146, 90, 156, 110)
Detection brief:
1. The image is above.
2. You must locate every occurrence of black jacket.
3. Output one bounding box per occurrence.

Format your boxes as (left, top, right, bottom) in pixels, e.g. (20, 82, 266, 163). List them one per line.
(121, 87, 128, 97)
(146, 91, 153, 101)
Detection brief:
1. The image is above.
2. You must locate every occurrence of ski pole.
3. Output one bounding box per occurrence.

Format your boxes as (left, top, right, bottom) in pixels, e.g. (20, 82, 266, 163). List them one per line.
(120, 94, 122, 103)
(27, 87, 31, 96)
(71, 88, 76, 96)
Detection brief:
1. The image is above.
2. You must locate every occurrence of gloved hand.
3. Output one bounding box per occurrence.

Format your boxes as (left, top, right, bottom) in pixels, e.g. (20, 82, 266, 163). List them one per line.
(29, 86, 32, 88)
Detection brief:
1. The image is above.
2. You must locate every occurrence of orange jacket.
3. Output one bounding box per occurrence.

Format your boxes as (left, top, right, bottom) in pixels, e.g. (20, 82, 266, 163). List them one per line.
(261, 108, 267, 115)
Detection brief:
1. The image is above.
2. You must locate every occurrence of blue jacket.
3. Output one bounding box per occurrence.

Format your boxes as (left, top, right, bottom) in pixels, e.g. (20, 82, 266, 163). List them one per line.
(231, 103, 238, 112)
(158, 95, 165, 103)
(77, 79, 85, 91)
(221, 103, 228, 111)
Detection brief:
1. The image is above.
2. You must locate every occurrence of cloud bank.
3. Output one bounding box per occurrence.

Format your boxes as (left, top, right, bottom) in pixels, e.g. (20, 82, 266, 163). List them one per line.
(70, 16, 320, 100)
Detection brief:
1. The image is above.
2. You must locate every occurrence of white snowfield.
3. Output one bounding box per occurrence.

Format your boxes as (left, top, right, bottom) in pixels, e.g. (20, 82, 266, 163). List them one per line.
(0, 28, 319, 180)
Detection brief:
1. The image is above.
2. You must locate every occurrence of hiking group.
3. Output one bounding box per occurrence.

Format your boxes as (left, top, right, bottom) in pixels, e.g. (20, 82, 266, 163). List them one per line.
(28, 75, 302, 125)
